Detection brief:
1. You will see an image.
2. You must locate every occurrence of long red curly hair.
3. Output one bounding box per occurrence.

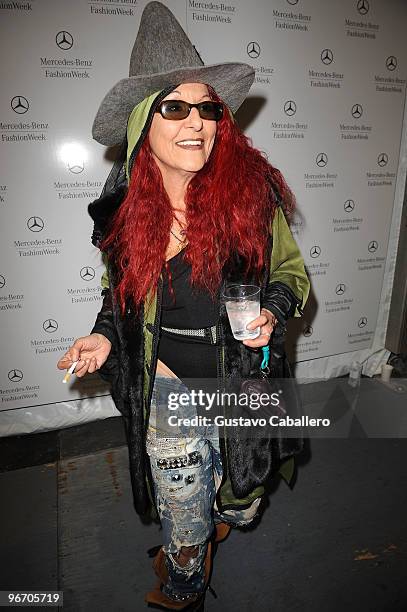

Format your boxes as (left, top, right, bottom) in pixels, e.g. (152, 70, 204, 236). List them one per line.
(100, 86, 296, 316)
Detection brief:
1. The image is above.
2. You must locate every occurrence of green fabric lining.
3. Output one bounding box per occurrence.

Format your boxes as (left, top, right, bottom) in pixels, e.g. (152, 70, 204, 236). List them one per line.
(125, 89, 164, 178)
(270, 207, 310, 317)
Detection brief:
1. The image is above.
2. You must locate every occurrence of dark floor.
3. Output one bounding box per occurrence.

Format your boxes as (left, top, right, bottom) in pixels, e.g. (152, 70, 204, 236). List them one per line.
(0, 376, 407, 612)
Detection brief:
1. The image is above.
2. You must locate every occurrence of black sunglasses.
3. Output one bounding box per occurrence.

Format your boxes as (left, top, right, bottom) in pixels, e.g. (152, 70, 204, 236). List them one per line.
(155, 100, 224, 121)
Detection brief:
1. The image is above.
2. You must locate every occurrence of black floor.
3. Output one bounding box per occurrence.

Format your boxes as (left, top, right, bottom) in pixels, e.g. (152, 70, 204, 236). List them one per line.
(1, 377, 407, 612)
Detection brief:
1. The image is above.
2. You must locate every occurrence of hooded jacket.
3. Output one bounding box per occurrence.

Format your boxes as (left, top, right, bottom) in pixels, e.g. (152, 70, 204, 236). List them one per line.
(88, 92, 311, 518)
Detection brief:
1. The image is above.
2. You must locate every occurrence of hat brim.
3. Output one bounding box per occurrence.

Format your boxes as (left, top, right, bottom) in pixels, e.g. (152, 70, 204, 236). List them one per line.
(92, 62, 255, 146)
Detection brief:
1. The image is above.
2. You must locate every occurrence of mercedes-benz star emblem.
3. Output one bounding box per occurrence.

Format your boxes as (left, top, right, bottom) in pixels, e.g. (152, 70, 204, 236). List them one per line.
(386, 56, 397, 71)
(368, 240, 378, 253)
(284, 100, 297, 116)
(286, 0, 299, 4)
(80, 266, 95, 281)
(344, 199, 355, 212)
(27, 216, 44, 232)
(56, 31, 74, 50)
(358, 317, 368, 328)
(316, 153, 328, 167)
(336, 283, 346, 295)
(0, 275, 5, 289)
(377, 153, 388, 167)
(310, 245, 321, 258)
(43, 319, 58, 333)
(303, 325, 313, 337)
(247, 42, 261, 59)
(11, 96, 29, 114)
(351, 104, 363, 119)
(68, 161, 85, 174)
(321, 49, 333, 65)
(357, 0, 369, 16)
(8, 369, 23, 382)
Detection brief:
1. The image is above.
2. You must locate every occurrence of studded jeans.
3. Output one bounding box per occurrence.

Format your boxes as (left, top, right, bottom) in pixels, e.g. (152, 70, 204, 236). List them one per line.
(145, 374, 261, 600)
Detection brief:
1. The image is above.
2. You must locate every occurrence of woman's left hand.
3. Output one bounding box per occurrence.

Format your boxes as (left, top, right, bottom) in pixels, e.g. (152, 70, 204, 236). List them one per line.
(242, 308, 278, 348)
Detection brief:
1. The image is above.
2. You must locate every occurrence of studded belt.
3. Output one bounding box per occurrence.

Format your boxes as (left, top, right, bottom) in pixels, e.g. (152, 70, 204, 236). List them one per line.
(161, 324, 217, 344)
(156, 450, 203, 470)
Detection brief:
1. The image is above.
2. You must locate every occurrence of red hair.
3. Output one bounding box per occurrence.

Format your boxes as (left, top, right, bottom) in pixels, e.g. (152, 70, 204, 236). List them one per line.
(100, 87, 296, 316)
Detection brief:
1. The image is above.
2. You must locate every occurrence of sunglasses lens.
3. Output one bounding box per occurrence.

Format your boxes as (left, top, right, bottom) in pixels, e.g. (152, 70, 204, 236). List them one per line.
(160, 101, 189, 119)
(158, 100, 224, 121)
(199, 102, 223, 121)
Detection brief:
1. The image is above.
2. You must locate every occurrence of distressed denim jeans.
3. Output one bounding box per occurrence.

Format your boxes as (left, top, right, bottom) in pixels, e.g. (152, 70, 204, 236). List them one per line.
(145, 374, 261, 600)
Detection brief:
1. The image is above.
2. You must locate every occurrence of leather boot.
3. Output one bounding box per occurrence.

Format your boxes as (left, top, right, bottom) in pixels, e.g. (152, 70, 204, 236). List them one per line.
(214, 521, 232, 543)
(145, 541, 213, 611)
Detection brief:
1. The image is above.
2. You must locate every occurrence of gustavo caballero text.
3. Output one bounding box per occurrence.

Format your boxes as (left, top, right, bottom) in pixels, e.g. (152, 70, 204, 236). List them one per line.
(168, 415, 331, 427)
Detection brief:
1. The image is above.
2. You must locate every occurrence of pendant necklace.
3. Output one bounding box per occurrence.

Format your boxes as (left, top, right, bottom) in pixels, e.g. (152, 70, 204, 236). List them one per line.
(170, 228, 188, 252)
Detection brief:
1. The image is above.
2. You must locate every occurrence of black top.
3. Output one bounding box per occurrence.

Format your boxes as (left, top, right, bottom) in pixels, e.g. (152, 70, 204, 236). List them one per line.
(157, 249, 219, 380)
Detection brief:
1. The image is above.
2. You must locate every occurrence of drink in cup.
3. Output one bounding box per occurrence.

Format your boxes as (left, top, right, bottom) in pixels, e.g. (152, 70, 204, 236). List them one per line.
(222, 285, 261, 340)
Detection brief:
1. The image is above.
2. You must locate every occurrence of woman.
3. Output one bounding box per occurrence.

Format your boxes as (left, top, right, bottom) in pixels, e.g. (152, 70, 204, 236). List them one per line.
(57, 3, 310, 609)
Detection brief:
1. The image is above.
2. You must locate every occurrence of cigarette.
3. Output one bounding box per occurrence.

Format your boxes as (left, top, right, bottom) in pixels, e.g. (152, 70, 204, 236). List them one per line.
(62, 360, 79, 384)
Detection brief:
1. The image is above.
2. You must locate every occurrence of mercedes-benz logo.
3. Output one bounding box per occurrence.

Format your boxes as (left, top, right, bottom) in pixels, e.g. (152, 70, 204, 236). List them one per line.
(303, 324, 313, 337)
(357, 0, 369, 16)
(344, 199, 355, 212)
(336, 283, 346, 295)
(68, 161, 85, 174)
(80, 266, 95, 281)
(321, 49, 333, 65)
(56, 31, 73, 50)
(377, 153, 388, 167)
(351, 103, 363, 119)
(316, 152, 328, 167)
(310, 245, 321, 258)
(358, 316, 368, 328)
(43, 319, 58, 333)
(284, 100, 297, 116)
(27, 216, 44, 232)
(368, 240, 378, 253)
(247, 42, 261, 59)
(11, 96, 29, 114)
(8, 369, 23, 382)
(386, 56, 397, 71)
(287, 0, 299, 4)
(0, 275, 5, 289)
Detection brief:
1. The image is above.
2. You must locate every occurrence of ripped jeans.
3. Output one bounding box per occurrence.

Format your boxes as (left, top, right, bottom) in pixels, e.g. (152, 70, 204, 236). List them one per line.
(145, 374, 261, 600)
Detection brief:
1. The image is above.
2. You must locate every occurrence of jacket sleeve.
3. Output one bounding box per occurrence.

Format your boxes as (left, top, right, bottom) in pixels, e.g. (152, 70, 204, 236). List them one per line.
(90, 256, 120, 386)
(262, 206, 310, 326)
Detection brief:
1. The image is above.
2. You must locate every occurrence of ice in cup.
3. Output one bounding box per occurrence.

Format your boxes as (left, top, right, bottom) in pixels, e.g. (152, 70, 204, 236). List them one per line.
(222, 285, 261, 340)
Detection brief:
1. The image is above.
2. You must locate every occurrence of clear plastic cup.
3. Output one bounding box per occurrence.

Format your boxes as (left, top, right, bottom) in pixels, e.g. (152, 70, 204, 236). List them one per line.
(222, 285, 261, 341)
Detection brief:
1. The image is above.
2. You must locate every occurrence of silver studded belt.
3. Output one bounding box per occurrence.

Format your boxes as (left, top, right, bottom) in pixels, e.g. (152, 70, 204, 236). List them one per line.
(161, 324, 217, 344)
(156, 450, 203, 470)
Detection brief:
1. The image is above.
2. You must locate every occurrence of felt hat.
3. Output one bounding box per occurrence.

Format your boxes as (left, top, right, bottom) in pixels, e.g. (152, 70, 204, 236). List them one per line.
(92, 1, 255, 146)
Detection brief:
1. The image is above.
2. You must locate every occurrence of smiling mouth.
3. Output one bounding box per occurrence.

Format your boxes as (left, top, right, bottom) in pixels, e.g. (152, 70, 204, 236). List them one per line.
(176, 139, 204, 149)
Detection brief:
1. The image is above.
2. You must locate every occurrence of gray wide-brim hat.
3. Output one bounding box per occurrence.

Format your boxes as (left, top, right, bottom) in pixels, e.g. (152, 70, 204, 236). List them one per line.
(92, 1, 255, 147)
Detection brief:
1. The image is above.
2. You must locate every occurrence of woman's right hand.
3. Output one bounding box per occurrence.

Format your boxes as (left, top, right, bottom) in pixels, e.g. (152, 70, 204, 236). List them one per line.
(56, 333, 112, 378)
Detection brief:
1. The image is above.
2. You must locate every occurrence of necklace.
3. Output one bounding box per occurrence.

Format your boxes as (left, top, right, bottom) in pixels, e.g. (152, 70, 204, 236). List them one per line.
(170, 228, 188, 252)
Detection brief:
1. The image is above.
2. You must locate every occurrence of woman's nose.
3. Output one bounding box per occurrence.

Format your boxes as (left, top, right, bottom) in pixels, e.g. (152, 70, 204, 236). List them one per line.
(186, 106, 203, 129)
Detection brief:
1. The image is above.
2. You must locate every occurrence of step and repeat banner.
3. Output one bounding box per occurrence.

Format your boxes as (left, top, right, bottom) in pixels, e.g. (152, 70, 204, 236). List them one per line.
(0, 0, 406, 429)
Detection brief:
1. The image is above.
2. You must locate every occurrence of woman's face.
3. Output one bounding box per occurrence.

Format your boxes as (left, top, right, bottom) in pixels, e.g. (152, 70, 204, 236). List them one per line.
(148, 82, 217, 180)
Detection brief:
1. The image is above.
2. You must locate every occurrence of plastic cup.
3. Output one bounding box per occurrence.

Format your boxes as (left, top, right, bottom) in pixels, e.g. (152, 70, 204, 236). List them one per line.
(381, 364, 393, 382)
(222, 285, 261, 341)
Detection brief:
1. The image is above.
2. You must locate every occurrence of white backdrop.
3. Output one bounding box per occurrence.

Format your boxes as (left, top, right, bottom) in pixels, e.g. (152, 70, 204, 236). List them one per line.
(1, 0, 406, 435)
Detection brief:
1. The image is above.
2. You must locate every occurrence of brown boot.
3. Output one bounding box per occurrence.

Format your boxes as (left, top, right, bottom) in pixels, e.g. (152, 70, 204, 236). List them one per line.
(145, 541, 213, 611)
(214, 521, 232, 543)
